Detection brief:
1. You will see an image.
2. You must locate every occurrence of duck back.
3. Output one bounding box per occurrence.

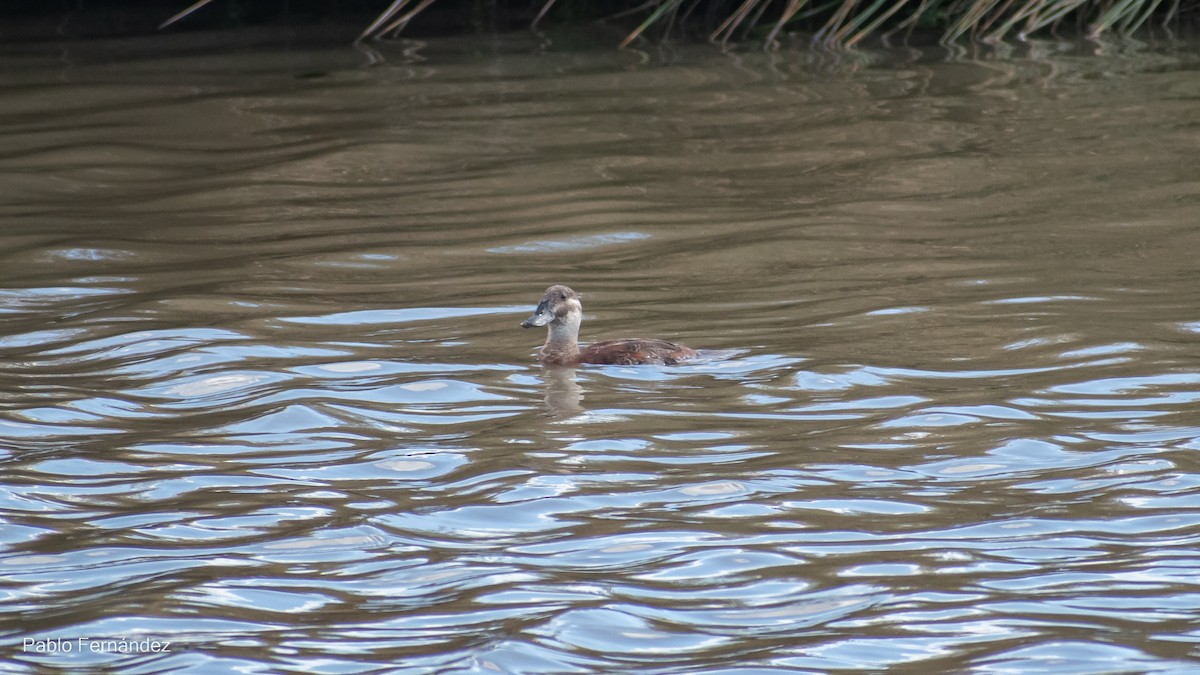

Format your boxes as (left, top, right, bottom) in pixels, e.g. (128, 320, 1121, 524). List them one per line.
(579, 339, 698, 365)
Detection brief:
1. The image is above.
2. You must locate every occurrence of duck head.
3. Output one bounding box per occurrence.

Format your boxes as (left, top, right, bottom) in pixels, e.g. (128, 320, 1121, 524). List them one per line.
(521, 284, 582, 329)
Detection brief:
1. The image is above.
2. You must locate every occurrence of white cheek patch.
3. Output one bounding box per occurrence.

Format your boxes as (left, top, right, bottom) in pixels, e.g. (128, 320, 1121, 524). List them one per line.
(555, 301, 581, 322)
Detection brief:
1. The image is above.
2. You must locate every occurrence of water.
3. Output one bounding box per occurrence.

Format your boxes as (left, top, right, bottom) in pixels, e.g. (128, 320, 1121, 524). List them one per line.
(3, 28, 1200, 673)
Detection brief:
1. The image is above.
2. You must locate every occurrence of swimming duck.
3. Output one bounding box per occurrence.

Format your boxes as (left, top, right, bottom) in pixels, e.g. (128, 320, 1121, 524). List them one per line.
(521, 285, 698, 366)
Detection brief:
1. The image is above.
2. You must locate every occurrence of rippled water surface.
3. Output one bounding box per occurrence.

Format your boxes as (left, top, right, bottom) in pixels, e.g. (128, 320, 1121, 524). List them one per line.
(4, 28, 1200, 673)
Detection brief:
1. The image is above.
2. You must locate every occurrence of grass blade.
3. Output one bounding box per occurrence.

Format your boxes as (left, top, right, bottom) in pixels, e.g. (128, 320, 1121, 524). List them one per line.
(159, 0, 216, 29)
(620, 0, 684, 48)
(356, 0, 414, 41)
(532, 0, 562, 29)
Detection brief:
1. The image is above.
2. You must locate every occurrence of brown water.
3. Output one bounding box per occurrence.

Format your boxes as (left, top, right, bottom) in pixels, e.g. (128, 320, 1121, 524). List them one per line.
(3, 28, 1200, 673)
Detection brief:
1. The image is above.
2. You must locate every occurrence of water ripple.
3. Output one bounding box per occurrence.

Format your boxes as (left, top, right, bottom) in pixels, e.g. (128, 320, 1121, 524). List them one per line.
(5, 33, 1200, 674)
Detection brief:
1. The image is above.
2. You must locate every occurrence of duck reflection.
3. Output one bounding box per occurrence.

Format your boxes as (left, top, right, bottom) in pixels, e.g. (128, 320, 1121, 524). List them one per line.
(539, 365, 584, 415)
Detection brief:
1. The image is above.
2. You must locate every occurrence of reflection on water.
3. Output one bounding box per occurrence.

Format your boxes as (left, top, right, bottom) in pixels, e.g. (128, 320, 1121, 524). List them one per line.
(3, 30, 1200, 672)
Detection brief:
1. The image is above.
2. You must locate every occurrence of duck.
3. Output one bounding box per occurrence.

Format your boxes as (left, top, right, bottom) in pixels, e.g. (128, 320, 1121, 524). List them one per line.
(521, 285, 698, 366)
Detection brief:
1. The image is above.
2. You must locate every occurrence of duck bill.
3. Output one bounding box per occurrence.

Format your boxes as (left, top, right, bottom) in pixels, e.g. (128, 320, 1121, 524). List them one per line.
(521, 303, 552, 328)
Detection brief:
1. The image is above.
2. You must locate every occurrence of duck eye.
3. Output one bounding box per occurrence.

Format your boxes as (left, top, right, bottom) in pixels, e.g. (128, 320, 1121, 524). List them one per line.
(558, 292, 566, 300)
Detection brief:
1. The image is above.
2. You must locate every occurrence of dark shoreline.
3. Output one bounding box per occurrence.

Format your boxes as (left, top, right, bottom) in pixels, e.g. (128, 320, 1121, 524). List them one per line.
(3, 0, 1195, 48)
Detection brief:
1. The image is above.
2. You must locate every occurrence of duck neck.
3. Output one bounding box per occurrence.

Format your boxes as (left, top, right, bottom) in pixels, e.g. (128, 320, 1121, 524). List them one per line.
(541, 315, 581, 364)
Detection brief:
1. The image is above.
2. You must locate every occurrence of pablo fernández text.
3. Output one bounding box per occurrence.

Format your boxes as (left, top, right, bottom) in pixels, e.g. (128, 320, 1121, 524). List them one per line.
(23, 637, 173, 654)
